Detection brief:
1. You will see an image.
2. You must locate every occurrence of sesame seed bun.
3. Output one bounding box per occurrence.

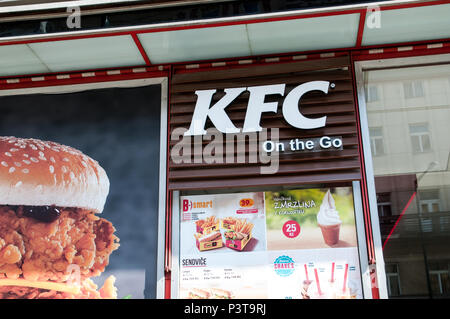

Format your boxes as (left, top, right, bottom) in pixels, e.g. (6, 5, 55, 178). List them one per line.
(0, 136, 109, 213)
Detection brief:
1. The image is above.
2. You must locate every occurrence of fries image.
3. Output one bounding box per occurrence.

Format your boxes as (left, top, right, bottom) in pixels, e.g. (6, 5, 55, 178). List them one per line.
(196, 216, 219, 235)
(230, 218, 254, 235)
(224, 218, 254, 251)
(221, 216, 239, 230)
(196, 216, 217, 228)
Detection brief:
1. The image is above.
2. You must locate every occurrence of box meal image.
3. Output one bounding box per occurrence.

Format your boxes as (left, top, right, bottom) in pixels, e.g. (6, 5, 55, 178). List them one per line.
(224, 219, 254, 251)
(221, 216, 240, 230)
(195, 216, 220, 235)
(194, 230, 223, 251)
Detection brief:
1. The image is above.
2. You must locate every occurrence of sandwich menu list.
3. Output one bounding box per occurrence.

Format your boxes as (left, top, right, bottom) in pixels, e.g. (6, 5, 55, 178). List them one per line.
(179, 187, 363, 299)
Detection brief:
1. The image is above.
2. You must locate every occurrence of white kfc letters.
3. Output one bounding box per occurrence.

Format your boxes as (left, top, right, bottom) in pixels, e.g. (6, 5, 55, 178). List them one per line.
(184, 81, 331, 136)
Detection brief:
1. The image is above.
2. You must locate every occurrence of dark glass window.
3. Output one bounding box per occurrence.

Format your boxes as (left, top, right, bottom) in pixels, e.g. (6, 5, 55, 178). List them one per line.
(364, 63, 450, 299)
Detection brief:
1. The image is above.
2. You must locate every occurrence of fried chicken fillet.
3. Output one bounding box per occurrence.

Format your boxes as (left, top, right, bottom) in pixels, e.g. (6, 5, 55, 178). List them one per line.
(0, 137, 119, 299)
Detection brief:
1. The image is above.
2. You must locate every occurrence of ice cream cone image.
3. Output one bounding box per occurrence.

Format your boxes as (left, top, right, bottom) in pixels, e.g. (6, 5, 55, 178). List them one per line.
(317, 190, 342, 247)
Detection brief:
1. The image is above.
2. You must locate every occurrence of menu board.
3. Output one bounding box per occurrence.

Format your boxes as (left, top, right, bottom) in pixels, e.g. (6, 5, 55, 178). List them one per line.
(179, 187, 363, 299)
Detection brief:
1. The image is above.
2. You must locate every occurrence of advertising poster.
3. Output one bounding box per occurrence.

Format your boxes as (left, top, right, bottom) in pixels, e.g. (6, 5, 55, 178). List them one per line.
(179, 187, 363, 299)
(179, 192, 269, 299)
(0, 85, 162, 299)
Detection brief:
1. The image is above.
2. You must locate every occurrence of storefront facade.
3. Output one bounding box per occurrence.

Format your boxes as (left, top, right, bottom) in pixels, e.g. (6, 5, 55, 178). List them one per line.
(0, 0, 449, 299)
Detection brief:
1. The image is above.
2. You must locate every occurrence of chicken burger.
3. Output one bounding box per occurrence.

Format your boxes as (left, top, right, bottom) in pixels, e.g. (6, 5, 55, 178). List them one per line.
(0, 136, 119, 299)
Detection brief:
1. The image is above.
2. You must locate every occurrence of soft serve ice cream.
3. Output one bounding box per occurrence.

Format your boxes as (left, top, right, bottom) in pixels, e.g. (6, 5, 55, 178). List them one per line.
(317, 189, 342, 246)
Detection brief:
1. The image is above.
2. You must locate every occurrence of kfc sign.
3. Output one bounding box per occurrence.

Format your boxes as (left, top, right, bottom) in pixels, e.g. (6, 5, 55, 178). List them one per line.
(184, 81, 332, 136)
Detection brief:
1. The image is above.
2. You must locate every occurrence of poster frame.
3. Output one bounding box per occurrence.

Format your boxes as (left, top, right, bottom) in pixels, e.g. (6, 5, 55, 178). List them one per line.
(171, 182, 373, 299)
(0, 77, 169, 299)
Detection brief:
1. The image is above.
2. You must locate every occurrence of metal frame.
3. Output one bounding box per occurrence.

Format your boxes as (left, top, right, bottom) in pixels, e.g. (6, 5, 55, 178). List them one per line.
(157, 77, 169, 299)
(0, 0, 448, 71)
(354, 61, 388, 299)
(0, 76, 169, 299)
(170, 190, 181, 299)
(352, 180, 373, 299)
(0, 0, 236, 15)
(353, 52, 450, 299)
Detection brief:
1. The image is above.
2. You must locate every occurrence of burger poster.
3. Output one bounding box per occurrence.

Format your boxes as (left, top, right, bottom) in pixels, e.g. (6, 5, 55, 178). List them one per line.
(178, 187, 363, 299)
(0, 85, 163, 299)
(0, 137, 119, 299)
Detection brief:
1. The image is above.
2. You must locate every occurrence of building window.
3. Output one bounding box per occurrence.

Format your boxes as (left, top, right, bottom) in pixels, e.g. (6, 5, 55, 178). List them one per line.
(418, 190, 440, 233)
(404, 81, 424, 98)
(369, 127, 385, 156)
(419, 189, 441, 213)
(429, 261, 450, 296)
(366, 85, 380, 102)
(419, 189, 450, 233)
(386, 264, 401, 297)
(409, 123, 431, 153)
(377, 193, 392, 217)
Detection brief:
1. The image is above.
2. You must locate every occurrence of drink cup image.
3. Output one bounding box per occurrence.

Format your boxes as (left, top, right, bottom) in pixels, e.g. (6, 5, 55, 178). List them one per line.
(343, 279, 359, 299)
(318, 224, 341, 246)
(327, 280, 337, 299)
(300, 280, 313, 299)
(317, 190, 342, 247)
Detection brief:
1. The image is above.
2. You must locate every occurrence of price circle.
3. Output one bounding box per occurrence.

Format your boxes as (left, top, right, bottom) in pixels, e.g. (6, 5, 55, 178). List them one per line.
(239, 198, 254, 207)
(282, 220, 301, 238)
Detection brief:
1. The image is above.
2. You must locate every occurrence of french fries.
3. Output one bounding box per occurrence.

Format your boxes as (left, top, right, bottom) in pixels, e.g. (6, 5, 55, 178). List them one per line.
(230, 218, 254, 235)
(222, 216, 237, 225)
(196, 216, 220, 235)
(196, 216, 217, 228)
